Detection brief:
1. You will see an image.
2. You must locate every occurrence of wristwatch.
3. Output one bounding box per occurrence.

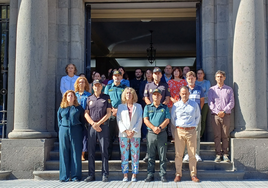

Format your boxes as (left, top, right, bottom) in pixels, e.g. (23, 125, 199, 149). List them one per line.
(159, 126, 162, 130)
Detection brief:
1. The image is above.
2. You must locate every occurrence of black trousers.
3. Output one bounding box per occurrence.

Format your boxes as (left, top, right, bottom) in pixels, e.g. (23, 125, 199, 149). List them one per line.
(87, 121, 109, 176)
(108, 115, 119, 159)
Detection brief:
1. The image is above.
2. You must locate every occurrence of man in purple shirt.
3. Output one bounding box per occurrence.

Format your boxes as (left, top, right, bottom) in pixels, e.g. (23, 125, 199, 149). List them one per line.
(208, 70, 235, 163)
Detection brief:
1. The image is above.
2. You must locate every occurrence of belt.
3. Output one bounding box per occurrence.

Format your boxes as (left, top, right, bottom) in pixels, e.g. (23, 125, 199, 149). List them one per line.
(176, 126, 195, 130)
(212, 113, 231, 115)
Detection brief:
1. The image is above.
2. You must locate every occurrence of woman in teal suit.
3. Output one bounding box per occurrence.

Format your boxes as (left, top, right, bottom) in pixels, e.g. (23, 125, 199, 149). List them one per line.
(57, 90, 85, 182)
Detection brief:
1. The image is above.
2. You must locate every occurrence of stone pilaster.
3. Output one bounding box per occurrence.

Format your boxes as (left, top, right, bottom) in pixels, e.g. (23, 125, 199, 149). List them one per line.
(8, 0, 53, 139)
(232, 0, 268, 138)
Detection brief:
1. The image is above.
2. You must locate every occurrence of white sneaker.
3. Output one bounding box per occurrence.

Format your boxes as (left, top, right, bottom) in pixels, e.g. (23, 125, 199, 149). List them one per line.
(183, 154, 189, 162)
(195, 154, 202, 162)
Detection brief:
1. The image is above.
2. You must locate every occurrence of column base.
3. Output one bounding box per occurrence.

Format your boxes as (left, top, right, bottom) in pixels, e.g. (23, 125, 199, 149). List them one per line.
(1, 138, 56, 179)
(231, 129, 268, 138)
(8, 131, 55, 139)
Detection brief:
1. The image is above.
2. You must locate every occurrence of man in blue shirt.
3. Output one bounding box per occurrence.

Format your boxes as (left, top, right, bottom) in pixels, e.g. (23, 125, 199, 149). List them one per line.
(143, 89, 170, 183)
(184, 71, 204, 162)
(104, 70, 127, 159)
(171, 86, 201, 183)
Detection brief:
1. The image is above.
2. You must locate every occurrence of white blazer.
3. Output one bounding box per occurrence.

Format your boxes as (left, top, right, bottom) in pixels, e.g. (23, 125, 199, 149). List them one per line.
(117, 103, 143, 138)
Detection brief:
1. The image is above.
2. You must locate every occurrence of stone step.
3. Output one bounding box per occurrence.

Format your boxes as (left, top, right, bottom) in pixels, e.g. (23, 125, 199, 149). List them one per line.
(45, 160, 233, 171)
(33, 170, 245, 181)
(53, 142, 217, 151)
(49, 150, 217, 160)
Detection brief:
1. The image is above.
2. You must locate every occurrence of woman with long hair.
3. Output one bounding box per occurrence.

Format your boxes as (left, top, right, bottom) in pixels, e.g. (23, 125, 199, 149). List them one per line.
(117, 87, 143, 182)
(74, 77, 91, 161)
(57, 90, 85, 182)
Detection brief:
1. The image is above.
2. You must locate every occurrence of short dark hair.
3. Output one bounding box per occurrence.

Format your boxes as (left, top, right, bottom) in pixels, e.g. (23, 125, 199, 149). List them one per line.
(180, 86, 189, 92)
(171, 67, 183, 79)
(215, 70, 226, 77)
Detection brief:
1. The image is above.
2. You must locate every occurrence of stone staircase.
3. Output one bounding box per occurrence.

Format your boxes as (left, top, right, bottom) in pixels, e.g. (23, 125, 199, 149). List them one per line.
(33, 141, 245, 181)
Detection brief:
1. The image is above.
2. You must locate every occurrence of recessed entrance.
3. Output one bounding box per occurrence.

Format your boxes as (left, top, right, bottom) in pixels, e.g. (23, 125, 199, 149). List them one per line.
(86, 1, 201, 80)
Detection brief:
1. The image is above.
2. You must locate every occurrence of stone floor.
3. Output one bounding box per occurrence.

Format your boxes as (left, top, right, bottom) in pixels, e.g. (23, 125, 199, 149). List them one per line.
(0, 179, 267, 188)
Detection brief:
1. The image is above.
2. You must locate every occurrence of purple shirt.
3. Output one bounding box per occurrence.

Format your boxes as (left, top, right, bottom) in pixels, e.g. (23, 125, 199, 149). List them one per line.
(208, 84, 235, 114)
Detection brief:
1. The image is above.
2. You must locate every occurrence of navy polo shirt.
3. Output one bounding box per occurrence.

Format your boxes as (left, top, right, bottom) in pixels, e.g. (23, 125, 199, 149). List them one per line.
(188, 85, 205, 110)
(86, 93, 112, 122)
(144, 81, 171, 103)
(143, 103, 170, 130)
(104, 82, 126, 108)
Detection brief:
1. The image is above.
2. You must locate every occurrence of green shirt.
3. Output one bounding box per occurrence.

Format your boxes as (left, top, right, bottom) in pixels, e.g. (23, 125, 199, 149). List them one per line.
(104, 82, 126, 108)
(143, 103, 170, 130)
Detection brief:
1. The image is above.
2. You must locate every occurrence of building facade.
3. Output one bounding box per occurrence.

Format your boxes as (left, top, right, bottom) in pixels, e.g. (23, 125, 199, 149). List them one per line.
(0, 0, 267, 179)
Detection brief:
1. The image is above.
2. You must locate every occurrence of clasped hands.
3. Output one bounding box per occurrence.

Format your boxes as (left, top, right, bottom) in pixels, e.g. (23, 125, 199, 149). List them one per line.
(152, 127, 161, 134)
(125, 130, 135, 139)
(217, 111, 225, 118)
(91, 122, 102, 132)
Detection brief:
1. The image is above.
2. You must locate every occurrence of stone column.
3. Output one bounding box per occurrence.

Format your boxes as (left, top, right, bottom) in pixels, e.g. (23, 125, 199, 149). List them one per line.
(8, 0, 52, 139)
(232, 0, 268, 138)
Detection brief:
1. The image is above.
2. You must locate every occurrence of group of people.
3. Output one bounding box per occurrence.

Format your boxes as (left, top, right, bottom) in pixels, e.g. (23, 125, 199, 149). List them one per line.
(57, 63, 235, 183)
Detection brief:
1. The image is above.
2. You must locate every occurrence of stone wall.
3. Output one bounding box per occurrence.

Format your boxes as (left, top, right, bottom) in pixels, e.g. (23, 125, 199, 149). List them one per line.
(202, 0, 234, 141)
(56, 0, 85, 128)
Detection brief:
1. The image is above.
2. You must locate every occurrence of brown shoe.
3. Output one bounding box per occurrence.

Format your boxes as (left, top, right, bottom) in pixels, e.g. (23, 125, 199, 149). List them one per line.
(191, 176, 200, 182)
(174, 175, 181, 182)
(81, 152, 86, 161)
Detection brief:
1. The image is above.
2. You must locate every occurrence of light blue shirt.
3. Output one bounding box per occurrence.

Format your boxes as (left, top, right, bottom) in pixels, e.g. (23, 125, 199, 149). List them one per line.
(75, 91, 91, 110)
(164, 74, 172, 83)
(60, 75, 79, 96)
(107, 79, 130, 87)
(195, 80, 211, 104)
(171, 99, 200, 128)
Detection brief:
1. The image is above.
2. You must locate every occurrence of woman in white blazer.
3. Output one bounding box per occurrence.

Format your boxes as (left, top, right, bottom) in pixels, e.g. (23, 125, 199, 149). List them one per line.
(117, 87, 143, 182)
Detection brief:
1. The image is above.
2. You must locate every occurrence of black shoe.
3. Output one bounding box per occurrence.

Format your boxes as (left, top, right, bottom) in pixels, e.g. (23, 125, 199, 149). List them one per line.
(102, 175, 108, 182)
(166, 158, 170, 163)
(84, 176, 95, 182)
(144, 176, 154, 182)
(143, 153, 149, 162)
(161, 176, 168, 182)
(59, 180, 66, 182)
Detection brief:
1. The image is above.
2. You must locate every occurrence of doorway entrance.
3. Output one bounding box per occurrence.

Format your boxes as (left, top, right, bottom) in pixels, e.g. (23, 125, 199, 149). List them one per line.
(85, 1, 201, 81)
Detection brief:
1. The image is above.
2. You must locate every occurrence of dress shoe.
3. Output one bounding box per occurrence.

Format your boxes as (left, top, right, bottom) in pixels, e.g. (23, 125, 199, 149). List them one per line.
(102, 175, 109, 182)
(174, 175, 181, 182)
(161, 176, 168, 182)
(144, 176, 154, 182)
(191, 176, 200, 182)
(84, 176, 95, 182)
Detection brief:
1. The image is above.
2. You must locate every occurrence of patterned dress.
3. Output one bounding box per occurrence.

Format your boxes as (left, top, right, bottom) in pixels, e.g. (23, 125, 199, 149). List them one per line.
(167, 79, 187, 108)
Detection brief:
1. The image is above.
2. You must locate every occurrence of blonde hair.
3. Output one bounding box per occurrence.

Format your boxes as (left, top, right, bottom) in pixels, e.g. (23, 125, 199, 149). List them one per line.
(60, 90, 79, 108)
(74, 77, 90, 92)
(186, 71, 196, 78)
(121, 87, 138, 104)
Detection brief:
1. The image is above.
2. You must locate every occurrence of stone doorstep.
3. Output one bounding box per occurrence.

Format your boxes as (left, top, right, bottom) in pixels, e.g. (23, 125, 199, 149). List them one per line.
(0, 171, 12, 180)
(49, 150, 217, 160)
(45, 160, 234, 171)
(53, 142, 218, 151)
(33, 170, 245, 181)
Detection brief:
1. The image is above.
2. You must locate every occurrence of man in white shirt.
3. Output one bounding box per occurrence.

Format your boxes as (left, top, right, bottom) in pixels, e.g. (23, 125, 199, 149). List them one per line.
(171, 86, 201, 183)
